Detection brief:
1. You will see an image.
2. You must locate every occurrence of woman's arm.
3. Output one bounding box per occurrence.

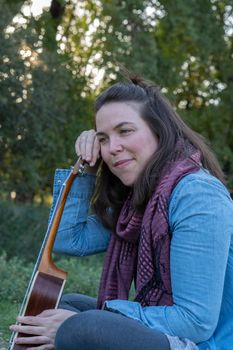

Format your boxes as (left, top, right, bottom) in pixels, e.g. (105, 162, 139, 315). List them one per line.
(51, 169, 111, 256)
(104, 172, 233, 343)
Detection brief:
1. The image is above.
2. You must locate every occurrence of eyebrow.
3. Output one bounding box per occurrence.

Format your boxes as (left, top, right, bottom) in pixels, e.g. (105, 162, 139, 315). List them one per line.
(96, 122, 135, 136)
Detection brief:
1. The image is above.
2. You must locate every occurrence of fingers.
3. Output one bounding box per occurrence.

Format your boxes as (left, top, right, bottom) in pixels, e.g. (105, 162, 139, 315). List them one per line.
(10, 309, 77, 349)
(10, 322, 55, 349)
(27, 345, 54, 350)
(27, 346, 54, 350)
(13, 334, 54, 349)
(75, 129, 100, 166)
(92, 136, 101, 166)
(10, 323, 45, 335)
(16, 315, 45, 326)
(38, 309, 59, 317)
(14, 335, 51, 345)
(38, 308, 77, 320)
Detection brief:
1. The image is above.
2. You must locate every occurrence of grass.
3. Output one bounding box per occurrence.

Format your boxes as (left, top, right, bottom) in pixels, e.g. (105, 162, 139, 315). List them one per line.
(0, 301, 19, 349)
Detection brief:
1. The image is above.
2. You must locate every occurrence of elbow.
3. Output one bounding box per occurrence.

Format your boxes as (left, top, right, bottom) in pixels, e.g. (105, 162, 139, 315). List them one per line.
(53, 226, 86, 256)
(181, 312, 217, 343)
(190, 321, 216, 343)
(168, 307, 218, 343)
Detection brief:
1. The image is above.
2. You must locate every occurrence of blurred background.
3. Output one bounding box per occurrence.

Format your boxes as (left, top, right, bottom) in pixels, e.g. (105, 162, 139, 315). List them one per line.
(0, 0, 232, 347)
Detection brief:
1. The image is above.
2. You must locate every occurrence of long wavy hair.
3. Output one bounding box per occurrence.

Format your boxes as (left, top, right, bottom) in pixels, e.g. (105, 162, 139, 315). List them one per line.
(92, 77, 225, 229)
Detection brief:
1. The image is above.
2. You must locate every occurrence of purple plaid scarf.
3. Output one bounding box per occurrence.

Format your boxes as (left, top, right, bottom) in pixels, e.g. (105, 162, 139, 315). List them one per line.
(97, 148, 201, 309)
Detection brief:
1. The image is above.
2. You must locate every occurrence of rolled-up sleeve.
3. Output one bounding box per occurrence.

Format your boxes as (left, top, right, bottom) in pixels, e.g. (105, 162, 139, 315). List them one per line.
(50, 169, 110, 256)
(105, 172, 233, 343)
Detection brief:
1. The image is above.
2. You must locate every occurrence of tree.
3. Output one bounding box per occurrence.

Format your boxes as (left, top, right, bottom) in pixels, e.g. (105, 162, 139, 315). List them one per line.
(1, 0, 233, 201)
(0, 0, 94, 201)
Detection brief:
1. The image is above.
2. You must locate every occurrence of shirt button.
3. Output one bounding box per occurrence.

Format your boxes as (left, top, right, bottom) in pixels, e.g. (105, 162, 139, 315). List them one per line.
(57, 180, 61, 184)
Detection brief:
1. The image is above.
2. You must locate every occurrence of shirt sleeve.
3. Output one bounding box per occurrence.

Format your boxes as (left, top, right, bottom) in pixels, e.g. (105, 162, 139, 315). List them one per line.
(104, 172, 233, 343)
(50, 169, 111, 256)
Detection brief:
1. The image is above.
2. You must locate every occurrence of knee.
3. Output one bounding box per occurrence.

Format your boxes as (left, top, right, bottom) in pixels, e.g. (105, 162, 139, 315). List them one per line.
(55, 313, 79, 350)
(58, 293, 88, 312)
(58, 293, 96, 312)
(55, 310, 103, 350)
(58, 293, 74, 309)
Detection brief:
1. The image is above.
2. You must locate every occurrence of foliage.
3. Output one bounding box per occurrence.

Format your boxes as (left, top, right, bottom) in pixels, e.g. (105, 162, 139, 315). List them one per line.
(156, 0, 233, 187)
(0, 251, 103, 303)
(0, 200, 49, 261)
(1, 0, 233, 192)
(0, 200, 103, 302)
(0, 300, 18, 347)
(56, 254, 103, 296)
(0, 0, 95, 202)
(0, 252, 34, 302)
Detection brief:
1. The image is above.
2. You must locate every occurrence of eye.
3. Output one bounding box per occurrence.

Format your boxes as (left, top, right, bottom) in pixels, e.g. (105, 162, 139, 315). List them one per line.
(120, 129, 133, 135)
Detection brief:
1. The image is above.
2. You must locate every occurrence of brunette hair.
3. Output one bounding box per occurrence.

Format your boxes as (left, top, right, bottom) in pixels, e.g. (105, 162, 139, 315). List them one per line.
(92, 77, 225, 229)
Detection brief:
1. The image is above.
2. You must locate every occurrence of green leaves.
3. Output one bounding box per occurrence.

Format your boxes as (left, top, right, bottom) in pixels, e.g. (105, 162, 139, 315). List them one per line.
(1, 0, 233, 199)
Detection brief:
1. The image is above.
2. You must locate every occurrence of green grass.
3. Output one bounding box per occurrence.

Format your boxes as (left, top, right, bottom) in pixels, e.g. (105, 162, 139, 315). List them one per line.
(0, 301, 19, 349)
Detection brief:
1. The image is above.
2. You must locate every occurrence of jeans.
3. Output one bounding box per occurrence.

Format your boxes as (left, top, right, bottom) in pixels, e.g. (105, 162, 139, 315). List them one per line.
(55, 293, 171, 350)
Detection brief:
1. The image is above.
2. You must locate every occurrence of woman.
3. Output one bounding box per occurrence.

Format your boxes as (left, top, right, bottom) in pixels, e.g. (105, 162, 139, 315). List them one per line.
(10, 77, 233, 350)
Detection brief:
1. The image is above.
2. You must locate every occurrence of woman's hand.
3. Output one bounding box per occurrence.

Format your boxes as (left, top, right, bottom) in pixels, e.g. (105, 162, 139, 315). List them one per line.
(75, 129, 100, 173)
(9, 308, 76, 350)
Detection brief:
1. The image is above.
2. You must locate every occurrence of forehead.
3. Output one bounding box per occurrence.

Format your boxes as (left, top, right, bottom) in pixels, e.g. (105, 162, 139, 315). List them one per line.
(95, 101, 144, 130)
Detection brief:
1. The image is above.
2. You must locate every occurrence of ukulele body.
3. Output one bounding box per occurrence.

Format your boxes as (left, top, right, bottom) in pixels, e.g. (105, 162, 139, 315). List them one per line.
(9, 271, 66, 350)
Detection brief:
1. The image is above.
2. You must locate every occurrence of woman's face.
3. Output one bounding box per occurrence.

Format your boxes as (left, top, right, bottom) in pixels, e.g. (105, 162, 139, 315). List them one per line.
(95, 101, 159, 186)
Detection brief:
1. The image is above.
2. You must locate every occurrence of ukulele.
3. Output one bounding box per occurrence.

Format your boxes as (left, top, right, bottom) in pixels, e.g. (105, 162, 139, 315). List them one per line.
(8, 158, 85, 350)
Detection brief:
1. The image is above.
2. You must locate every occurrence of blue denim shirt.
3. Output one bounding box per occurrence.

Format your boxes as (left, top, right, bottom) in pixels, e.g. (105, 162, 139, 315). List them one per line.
(51, 169, 233, 350)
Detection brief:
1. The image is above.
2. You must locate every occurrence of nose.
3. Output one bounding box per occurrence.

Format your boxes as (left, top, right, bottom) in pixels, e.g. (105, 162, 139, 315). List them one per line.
(109, 137, 123, 155)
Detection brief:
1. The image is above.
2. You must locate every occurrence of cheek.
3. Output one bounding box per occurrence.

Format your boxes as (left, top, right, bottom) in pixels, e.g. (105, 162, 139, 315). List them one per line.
(137, 136, 158, 157)
(146, 132, 158, 148)
(135, 135, 155, 149)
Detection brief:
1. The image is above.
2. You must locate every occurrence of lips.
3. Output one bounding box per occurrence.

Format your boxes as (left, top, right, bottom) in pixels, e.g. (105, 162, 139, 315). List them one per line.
(113, 159, 133, 167)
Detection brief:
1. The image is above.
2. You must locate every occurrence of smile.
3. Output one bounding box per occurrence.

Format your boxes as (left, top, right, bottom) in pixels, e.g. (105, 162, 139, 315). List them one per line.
(113, 159, 133, 168)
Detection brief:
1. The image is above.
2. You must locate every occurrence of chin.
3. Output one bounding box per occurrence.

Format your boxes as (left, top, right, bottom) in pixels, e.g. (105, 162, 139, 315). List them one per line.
(120, 178, 135, 187)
